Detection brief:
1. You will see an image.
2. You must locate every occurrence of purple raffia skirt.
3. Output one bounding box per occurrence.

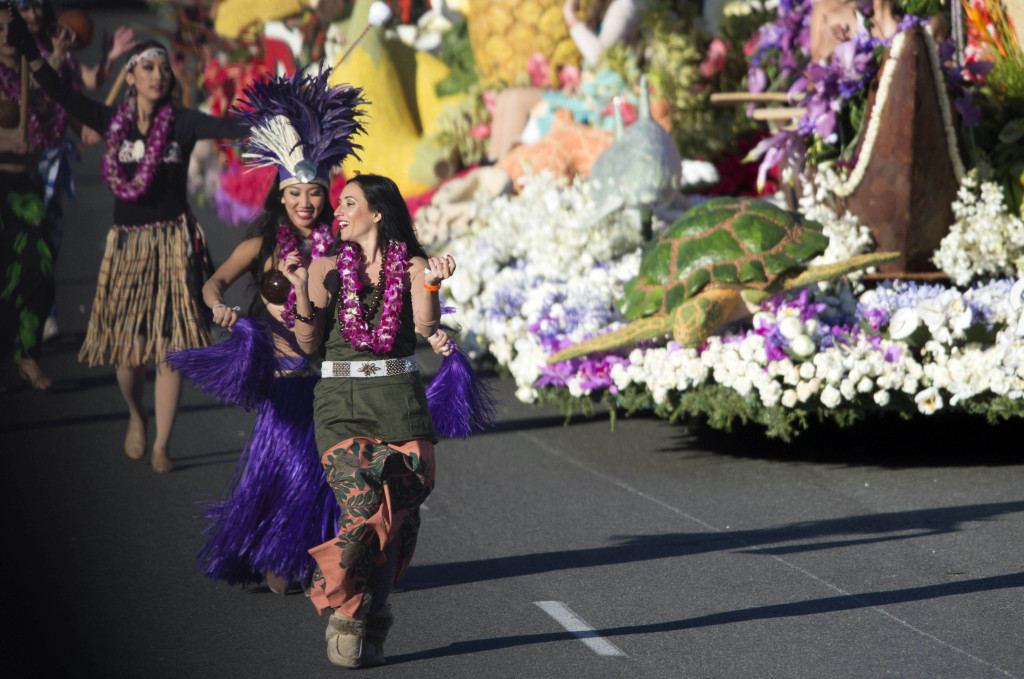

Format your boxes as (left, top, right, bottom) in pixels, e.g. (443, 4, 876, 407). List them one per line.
(166, 318, 340, 587)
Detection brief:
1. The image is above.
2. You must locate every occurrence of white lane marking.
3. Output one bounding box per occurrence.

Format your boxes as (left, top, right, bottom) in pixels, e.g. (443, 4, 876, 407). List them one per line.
(519, 431, 1018, 679)
(535, 601, 626, 657)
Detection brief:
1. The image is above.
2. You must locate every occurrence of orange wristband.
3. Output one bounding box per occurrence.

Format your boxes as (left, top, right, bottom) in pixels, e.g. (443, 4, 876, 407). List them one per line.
(424, 282, 441, 291)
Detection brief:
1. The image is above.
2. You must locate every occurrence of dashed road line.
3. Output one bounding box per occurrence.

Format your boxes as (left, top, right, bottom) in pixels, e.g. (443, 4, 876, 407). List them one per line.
(520, 430, 1018, 678)
(535, 601, 627, 657)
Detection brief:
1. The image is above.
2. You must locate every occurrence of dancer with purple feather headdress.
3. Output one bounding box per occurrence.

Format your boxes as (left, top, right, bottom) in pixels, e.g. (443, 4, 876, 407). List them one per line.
(166, 65, 366, 594)
(280, 172, 458, 668)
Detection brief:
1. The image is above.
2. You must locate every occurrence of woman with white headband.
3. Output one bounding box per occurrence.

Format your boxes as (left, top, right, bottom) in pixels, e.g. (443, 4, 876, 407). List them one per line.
(7, 14, 248, 472)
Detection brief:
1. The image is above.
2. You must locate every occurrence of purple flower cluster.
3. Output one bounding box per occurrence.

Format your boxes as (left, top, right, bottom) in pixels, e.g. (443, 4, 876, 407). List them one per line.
(791, 33, 883, 141)
(337, 240, 408, 354)
(101, 98, 176, 202)
(747, 0, 814, 95)
(277, 223, 334, 328)
(935, 40, 992, 128)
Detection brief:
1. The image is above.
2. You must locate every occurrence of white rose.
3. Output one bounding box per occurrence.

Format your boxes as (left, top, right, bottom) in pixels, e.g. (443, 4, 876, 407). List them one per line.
(839, 379, 856, 400)
(790, 334, 816, 358)
(887, 307, 921, 340)
(873, 390, 890, 407)
(778, 317, 804, 340)
(820, 384, 842, 408)
(781, 389, 798, 408)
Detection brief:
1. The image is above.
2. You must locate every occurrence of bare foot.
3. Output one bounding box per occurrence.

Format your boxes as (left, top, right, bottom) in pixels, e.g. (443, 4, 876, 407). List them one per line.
(266, 571, 290, 594)
(151, 445, 175, 473)
(18, 358, 52, 390)
(124, 416, 146, 459)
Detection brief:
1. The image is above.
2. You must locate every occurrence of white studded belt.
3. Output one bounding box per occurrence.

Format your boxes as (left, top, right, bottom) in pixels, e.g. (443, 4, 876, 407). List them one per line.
(321, 356, 419, 378)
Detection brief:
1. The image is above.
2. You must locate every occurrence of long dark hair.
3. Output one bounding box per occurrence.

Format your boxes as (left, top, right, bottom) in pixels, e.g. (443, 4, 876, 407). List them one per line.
(245, 178, 330, 316)
(346, 173, 428, 261)
(123, 40, 179, 104)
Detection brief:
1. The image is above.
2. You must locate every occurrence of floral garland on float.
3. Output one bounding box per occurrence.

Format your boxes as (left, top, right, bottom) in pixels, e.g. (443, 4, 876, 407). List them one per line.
(439, 168, 1024, 440)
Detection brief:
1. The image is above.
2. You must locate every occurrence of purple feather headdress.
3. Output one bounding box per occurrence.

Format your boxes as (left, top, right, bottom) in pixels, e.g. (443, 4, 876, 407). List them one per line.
(232, 67, 367, 189)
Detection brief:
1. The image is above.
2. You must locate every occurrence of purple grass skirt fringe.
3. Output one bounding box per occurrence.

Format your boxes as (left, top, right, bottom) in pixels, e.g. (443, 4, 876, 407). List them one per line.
(167, 319, 340, 587)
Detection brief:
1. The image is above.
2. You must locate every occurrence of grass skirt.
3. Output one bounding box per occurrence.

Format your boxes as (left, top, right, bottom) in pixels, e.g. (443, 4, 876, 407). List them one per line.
(78, 212, 213, 367)
(166, 319, 340, 586)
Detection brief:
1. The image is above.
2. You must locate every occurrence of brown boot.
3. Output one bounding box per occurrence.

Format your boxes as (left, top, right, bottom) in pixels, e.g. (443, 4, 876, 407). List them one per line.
(361, 604, 394, 668)
(326, 609, 365, 668)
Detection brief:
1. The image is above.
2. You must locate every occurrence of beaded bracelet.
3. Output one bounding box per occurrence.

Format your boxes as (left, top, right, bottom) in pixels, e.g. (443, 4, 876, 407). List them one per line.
(293, 304, 317, 323)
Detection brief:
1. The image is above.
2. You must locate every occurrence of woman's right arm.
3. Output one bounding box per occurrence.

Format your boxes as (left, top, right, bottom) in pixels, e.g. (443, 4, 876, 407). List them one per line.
(286, 255, 334, 355)
(29, 59, 112, 132)
(203, 237, 262, 329)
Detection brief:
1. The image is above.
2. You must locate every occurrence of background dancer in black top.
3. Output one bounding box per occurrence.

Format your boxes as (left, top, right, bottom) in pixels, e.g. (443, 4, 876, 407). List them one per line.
(7, 11, 248, 471)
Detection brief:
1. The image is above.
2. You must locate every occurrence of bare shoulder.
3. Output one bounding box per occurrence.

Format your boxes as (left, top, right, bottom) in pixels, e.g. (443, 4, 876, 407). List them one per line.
(310, 254, 339, 279)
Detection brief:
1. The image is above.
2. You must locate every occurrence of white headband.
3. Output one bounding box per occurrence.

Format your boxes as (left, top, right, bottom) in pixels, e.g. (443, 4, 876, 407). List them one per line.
(125, 48, 169, 72)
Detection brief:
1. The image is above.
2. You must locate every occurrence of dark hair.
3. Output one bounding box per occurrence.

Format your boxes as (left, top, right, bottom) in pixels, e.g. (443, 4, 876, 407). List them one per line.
(245, 178, 330, 316)
(17, 0, 58, 50)
(124, 40, 179, 103)
(346, 174, 427, 261)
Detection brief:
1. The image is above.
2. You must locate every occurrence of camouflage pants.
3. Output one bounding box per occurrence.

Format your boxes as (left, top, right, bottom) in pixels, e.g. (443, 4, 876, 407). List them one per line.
(309, 437, 435, 617)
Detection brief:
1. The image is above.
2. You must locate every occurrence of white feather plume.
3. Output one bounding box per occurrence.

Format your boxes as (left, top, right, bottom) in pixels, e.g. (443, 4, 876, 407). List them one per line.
(242, 114, 305, 171)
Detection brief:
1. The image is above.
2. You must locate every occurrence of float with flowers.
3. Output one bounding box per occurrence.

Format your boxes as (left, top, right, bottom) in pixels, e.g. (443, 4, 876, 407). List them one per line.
(152, 0, 1024, 438)
(429, 0, 1024, 440)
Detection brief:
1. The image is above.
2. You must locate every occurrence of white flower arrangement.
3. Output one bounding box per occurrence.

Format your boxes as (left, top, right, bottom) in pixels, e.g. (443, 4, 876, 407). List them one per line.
(445, 165, 1024, 437)
(932, 174, 1024, 285)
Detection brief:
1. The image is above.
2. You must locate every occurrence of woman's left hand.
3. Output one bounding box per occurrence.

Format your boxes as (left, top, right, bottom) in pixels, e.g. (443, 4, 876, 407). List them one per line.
(428, 329, 454, 357)
(425, 254, 456, 287)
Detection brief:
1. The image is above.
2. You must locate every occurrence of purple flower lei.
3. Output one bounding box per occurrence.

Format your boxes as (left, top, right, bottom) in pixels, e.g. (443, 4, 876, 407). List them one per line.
(101, 95, 176, 201)
(276, 223, 334, 328)
(337, 240, 408, 354)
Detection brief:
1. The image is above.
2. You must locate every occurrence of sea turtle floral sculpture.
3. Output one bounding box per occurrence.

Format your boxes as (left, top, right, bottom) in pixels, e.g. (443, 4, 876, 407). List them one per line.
(548, 197, 900, 363)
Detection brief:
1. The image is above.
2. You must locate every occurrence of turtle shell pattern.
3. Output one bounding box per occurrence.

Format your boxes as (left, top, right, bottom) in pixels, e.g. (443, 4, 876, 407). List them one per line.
(618, 197, 829, 320)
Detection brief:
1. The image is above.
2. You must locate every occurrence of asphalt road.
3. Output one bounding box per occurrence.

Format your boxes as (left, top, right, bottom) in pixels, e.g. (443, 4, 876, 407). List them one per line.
(2, 7, 1024, 679)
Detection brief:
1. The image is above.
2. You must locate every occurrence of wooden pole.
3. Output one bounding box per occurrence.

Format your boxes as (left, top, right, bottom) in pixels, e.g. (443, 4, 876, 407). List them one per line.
(710, 92, 790, 106)
(750, 107, 807, 121)
(104, 68, 127, 106)
(18, 56, 28, 141)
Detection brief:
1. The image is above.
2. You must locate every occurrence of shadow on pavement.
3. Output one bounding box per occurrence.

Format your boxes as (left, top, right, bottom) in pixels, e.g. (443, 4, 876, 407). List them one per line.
(667, 411, 1024, 467)
(401, 501, 1024, 591)
(387, 571, 1024, 664)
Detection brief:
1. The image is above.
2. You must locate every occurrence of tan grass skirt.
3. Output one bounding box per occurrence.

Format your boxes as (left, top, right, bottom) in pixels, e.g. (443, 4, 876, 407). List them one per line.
(78, 212, 214, 368)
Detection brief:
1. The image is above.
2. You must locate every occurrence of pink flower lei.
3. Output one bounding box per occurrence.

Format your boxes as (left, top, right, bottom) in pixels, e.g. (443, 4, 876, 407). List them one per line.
(337, 240, 408, 354)
(101, 94, 176, 201)
(0, 37, 68, 149)
(276, 222, 334, 328)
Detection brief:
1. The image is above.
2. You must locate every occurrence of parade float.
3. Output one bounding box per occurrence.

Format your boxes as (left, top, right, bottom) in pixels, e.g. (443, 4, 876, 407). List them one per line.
(156, 0, 1024, 439)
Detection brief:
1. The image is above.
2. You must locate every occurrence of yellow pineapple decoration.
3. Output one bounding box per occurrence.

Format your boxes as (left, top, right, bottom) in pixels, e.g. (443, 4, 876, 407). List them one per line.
(468, 0, 581, 88)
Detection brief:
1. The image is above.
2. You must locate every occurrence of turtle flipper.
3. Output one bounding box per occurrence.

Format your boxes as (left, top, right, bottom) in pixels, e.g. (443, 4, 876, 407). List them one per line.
(672, 288, 741, 348)
(783, 251, 901, 289)
(547, 315, 673, 364)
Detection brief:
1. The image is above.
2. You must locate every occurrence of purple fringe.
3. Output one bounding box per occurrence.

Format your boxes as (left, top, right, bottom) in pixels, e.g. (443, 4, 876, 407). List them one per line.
(164, 318, 274, 411)
(170, 319, 339, 587)
(426, 346, 498, 439)
(197, 374, 340, 587)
